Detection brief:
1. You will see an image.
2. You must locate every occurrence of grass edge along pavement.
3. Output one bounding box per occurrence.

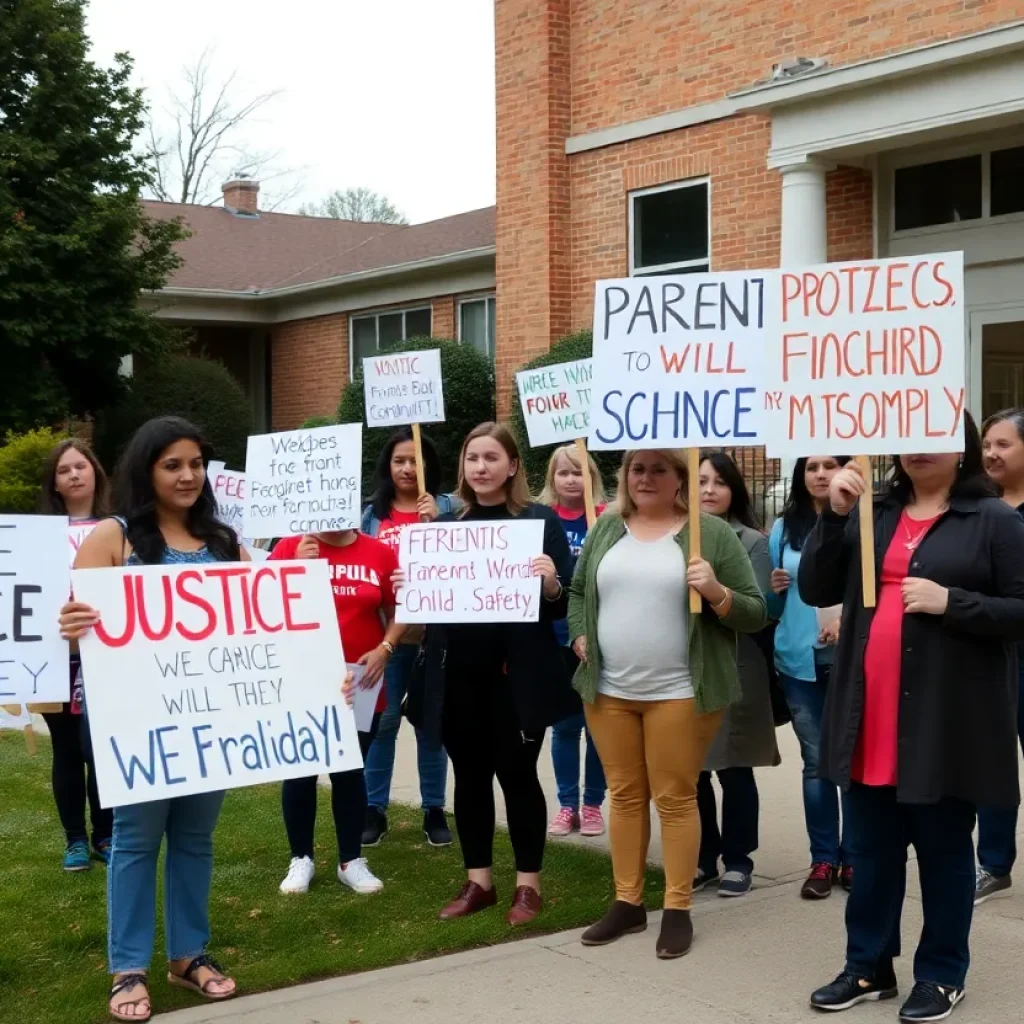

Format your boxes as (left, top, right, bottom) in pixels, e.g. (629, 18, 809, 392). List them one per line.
(0, 731, 663, 1024)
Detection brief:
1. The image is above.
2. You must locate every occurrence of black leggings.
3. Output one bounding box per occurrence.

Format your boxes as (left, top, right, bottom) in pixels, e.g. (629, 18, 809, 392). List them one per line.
(281, 717, 378, 865)
(442, 674, 547, 874)
(41, 707, 113, 848)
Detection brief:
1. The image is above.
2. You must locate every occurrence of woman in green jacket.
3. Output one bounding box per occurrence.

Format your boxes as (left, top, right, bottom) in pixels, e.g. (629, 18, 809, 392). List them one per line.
(568, 448, 766, 960)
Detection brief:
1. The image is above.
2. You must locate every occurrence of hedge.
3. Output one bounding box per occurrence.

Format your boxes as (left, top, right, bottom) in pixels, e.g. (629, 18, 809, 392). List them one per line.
(337, 337, 495, 493)
(93, 355, 253, 470)
(0, 427, 71, 513)
(507, 329, 621, 491)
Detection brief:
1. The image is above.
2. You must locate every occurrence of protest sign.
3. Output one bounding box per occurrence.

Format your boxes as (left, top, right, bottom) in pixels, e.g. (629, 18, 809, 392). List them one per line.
(516, 359, 593, 448)
(0, 516, 70, 705)
(74, 559, 358, 807)
(244, 423, 362, 539)
(588, 271, 768, 451)
(68, 521, 99, 567)
(397, 520, 544, 624)
(362, 349, 445, 428)
(208, 461, 247, 541)
(763, 252, 965, 457)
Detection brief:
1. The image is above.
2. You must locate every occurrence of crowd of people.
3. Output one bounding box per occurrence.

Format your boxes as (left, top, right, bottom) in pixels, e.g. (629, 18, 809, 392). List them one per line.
(33, 406, 1024, 1023)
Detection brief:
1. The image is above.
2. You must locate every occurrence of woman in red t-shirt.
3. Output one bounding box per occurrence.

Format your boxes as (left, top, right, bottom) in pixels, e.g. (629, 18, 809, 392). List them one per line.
(270, 528, 404, 898)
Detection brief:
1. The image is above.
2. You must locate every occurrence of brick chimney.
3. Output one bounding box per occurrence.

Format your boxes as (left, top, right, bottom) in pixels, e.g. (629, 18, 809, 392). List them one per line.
(222, 178, 259, 214)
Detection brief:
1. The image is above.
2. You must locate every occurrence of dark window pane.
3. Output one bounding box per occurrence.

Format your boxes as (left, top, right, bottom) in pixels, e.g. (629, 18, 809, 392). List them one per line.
(378, 312, 403, 347)
(487, 297, 496, 358)
(991, 145, 1024, 217)
(894, 155, 982, 230)
(460, 300, 488, 357)
(352, 317, 377, 365)
(636, 263, 710, 277)
(405, 307, 432, 338)
(634, 183, 708, 270)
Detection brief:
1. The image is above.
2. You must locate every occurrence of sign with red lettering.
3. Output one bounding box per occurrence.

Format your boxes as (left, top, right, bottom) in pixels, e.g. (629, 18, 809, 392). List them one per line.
(68, 520, 99, 567)
(396, 520, 545, 623)
(763, 252, 965, 456)
(516, 359, 593, 447)
(208, 461, 246, 541)
(73, 560, 358, 807)
(363, 348, 445, 428)
(589, 272, 768, 450)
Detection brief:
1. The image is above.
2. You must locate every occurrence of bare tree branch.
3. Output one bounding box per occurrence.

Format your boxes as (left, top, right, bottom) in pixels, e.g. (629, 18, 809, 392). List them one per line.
(298, 186, 408, 224)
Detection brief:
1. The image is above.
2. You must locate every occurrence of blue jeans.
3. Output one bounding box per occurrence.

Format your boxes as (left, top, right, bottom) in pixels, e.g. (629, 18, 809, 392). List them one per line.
(779, 665, 849, 866)
(107, 790, 225, 973)
(364, 644, 448, 810)
(844, 783, 976, 989)
(551, 710, 606, 809)
(975, 666, 1024, 877)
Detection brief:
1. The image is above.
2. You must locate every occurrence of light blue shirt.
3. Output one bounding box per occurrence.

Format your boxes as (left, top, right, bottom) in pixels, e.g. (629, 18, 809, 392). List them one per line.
(767, 518, 822, 682)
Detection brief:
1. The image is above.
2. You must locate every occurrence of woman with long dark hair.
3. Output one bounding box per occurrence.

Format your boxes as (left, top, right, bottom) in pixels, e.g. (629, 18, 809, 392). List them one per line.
(59, 416, 242, 1022)
(803, 412, 1024, 1021)
(695, 452, 780, 896)
(38, 439, 114, 871)
(360, 427, 453, 848)
(768, 454, 852, 900)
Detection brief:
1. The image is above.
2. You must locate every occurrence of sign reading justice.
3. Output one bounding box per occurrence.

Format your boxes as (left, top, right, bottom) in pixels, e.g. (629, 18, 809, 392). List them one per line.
(74, 560, 359, 807)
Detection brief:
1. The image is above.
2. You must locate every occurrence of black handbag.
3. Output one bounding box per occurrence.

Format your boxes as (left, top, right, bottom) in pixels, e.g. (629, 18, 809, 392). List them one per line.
(752, 621, 791, 727)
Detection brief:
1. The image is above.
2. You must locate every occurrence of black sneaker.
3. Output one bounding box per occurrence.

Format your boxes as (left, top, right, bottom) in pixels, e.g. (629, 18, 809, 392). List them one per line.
(362, 807, 388, 847)
(693, 867, 720, 892)
(898, 982, 964, 1022)
(423, 807, 452, 847)
(974, 868, 1011, 905)
(811, 970, 898, 1012)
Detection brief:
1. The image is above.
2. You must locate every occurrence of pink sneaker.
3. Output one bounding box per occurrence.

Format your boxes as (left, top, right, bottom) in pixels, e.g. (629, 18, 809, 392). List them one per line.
(580, 805, 605, 837)
(548, 807, 580, 836)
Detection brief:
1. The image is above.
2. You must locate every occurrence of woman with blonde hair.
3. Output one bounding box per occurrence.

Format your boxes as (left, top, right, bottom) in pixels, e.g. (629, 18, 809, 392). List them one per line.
(405, 422, 577, 926)
(537, 444, 609, 837)
(568, 448, 766, 958)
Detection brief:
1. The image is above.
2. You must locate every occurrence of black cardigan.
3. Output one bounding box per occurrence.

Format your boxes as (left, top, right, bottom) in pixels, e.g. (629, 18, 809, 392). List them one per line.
(798, 494, 1024, 808)
(404, 501, 578, 747)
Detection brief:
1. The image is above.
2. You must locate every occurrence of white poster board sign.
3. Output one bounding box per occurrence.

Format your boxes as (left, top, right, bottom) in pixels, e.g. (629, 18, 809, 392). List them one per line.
(74, 559, 359, 807)
(363, 349, 445, 427)
(0, 516, 70, 704)
(244, 423, 362, 539)
(397, 520, 544, 624)
(764, 252, 965, 456)
(68, 521, 100, 567)
(208, 461, 246, 541)
(516, 359, 593, 447)
(589, 271, 768, 450)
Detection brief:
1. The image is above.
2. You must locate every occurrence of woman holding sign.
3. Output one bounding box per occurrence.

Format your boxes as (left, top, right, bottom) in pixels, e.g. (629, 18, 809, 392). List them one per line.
(406, 422, 575, 926)
(38, 438, 114, 872)
(567, 449, 766, 959)
(801, 414, 1024, 1021)
(360, 426, 454, 849)
(58, 417, 243, 1022)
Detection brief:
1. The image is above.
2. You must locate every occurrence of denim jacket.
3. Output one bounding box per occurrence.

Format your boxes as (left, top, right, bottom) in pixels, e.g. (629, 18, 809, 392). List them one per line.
(360, 492, 460, 536)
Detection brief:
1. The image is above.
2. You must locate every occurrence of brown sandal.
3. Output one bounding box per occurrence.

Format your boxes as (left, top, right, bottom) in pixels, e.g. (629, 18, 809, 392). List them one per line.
(167, 953, 236, 1001)
(109, 973, 151, 1022)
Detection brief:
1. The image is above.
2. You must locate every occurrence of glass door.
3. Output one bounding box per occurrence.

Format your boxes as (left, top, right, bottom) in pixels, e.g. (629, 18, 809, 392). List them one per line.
(970, 307, 1024, 419)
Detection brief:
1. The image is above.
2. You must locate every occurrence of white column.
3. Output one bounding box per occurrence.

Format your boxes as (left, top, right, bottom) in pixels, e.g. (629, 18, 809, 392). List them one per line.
(779, 161, 828, 268)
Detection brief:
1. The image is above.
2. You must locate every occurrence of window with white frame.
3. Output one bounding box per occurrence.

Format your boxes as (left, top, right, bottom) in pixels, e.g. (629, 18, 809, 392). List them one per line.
(629, 179, 710, 276)
(459, 295, 496, 360)
(350, 306, 432, 371)
(893, 144, 1024, 232)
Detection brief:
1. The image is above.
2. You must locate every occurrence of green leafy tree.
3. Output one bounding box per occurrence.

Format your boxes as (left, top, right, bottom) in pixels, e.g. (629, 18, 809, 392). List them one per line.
(0, 426, 70, 512)
(0, 0, 188, 435)
(337, 338, 494, 493)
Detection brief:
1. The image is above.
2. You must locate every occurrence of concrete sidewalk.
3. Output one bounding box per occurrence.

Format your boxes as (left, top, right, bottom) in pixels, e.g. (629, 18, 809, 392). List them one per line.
(161, 728, 1024, 1024)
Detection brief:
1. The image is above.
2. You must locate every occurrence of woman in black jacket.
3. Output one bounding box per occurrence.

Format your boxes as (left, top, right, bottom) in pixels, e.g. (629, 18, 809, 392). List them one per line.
(799, 412, 1024, 1023)
(407, 421, 575, 926)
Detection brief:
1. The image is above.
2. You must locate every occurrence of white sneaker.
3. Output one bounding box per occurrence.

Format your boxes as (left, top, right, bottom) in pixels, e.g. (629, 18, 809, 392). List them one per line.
(337, 856, 384, 894)
(279, 856, 315, 894)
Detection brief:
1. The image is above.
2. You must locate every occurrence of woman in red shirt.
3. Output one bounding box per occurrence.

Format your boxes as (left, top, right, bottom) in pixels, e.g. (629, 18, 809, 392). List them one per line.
(270, 528, 404, 897)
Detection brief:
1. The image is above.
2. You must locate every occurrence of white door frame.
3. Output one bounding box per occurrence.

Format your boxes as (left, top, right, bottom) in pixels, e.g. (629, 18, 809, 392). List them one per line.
(968, 303, 1024, 417)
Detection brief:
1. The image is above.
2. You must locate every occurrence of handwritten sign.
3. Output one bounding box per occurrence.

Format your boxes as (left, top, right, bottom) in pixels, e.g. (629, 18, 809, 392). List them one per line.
(68, 521, 99, 567)
(588, 272, 767, 450)
(363, 349, 445, 428)
(244, 423, 362, 539)
(397, 520, 544, 623)
(516, 359, 593, 447)
(208, 461, 246, 541)
(74, 560, 359, 807)
(0, 516, 70, 704)
(763, 252, 965, 456)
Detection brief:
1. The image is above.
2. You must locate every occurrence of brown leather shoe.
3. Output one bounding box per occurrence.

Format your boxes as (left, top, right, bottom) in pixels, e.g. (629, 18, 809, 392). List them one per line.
(438, 881, 497, 920)
(656, 909, 693, 959)
(580, 900, 648, 946)
(506, 885, 542, 926)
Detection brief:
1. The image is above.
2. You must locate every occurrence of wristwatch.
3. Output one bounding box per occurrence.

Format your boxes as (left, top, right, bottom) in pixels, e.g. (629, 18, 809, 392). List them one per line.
(380, 640, 395, 656)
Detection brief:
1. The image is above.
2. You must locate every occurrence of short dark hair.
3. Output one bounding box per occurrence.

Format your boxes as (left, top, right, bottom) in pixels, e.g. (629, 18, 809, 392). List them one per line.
(38, 439, 111, 517)
(369, 427, 443, 520)
(114, 416, 239, 564)
(699, 451, 760, 531)
(781, 454, 853, 551)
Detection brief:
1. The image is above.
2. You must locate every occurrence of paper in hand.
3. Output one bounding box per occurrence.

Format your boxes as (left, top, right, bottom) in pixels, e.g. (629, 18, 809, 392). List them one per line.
(349, 663, 384, 733)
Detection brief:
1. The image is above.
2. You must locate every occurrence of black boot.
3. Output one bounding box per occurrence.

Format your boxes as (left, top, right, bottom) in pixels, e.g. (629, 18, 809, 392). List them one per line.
(656, 909, 693, 959)
(580, 900, 647, 946)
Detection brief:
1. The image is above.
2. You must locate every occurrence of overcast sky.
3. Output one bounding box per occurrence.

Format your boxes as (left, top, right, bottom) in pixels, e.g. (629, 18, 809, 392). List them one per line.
(85, 0, 496, 224)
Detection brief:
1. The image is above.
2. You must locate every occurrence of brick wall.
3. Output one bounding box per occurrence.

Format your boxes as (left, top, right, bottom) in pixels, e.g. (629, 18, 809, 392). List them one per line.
(826, 166, 875, 263)
(271, 313, 348, 430)
(432, 295, 456, 339)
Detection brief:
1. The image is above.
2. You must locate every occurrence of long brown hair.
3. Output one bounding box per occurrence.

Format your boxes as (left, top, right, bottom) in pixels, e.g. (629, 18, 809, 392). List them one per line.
(456, 422, 532, 516)
(38, 439, 111, 517)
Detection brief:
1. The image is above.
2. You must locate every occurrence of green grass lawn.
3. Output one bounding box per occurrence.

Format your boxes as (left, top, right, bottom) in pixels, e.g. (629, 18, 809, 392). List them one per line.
(0, 731, 663, 1023)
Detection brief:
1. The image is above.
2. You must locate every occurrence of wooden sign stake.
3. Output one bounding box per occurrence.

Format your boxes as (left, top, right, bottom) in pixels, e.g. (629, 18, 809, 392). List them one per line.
(411, 422, 427, 497)
(574, 437, 597, 529)
(856, 455, 876, 608)
(687, 448, 702, 614)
